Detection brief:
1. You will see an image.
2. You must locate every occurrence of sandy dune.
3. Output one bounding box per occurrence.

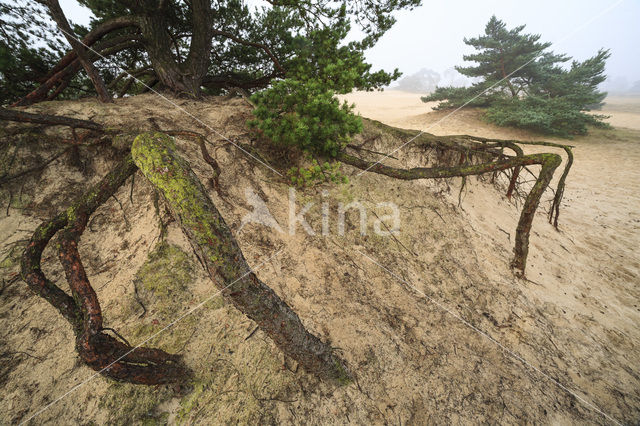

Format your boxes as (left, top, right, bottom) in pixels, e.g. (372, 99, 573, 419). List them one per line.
(341, 90, 640, 132)
(342, 89, 640, 422)
(1, 93, 639, 424)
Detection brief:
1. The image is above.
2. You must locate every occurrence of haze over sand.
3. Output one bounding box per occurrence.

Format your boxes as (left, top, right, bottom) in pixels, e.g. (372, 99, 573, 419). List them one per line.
(341, 90, 640, 132)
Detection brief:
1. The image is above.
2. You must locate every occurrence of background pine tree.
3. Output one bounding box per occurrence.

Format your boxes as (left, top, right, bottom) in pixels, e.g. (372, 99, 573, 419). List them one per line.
(422, 15, 610, 136)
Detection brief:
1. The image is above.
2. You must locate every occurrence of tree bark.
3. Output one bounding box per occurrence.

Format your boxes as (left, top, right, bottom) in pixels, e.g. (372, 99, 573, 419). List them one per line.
(41, 16, 140, 82)
(134, 0, 212, 96)
(21, 212, 80, 324)
(132, 133, 351, 383)
(44, 0, 113, 103)
(511, 156, 560, 272)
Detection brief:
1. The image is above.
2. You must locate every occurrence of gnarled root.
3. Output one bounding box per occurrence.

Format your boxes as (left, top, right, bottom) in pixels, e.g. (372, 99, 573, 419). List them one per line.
(132, 133, 351, 384)
(338, 151, 562, 275)
(21, 155, 190, 384)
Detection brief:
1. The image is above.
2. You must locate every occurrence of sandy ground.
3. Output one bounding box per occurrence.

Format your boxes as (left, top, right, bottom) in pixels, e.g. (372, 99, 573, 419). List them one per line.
(341, 90, 640, 132)
(0, 93, 639, 424)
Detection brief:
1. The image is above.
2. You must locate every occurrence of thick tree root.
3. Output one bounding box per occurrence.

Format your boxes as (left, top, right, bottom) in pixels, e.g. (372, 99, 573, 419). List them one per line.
(366, 121, 573, 227)
(21, 212, 80, 324)
(132, 132, 351, 384)
(338, 151, 562, 274)
(21, 155, 190, 384)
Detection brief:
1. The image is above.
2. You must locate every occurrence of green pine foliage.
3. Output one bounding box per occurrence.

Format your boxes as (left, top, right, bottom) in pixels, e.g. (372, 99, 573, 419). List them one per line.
(0, 1, 64, 104)
(287, 157, 348, 188)
(249, 78, 363, 157)
(485, 97, 609, 136)
(422, 15, 610, 136)
(249, 5, 404, 180)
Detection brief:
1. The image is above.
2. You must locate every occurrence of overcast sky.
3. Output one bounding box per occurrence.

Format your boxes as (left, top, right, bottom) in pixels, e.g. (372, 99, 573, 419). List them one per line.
(60, 0, 640, 85)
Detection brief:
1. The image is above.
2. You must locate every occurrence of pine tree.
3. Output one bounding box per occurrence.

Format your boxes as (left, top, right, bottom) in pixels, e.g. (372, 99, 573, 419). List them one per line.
(422, 15, 610, 136)
(0, 1, 65, 104)
(2, 0, 420, 104)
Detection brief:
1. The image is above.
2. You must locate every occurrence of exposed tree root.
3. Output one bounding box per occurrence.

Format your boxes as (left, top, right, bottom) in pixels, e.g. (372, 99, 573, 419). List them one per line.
(163, 130, 223, 195)
(0, 107, 103, 131)
(348, 120, 575, 273)
(338, 150, 562, 274)
(5, 107, 573, 386)
(132, 132, 351, 384)
(21, 212, 80, 324)
(508, 141, 574, 229)
(21, 155, 190, 384)
(449, 136, 574, 228)
(368, 122, 573, 225)
(0, 147, 72, 186)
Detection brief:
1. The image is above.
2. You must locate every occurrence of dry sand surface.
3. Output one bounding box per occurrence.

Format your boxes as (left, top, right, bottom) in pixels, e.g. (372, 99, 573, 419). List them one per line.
(1, 93, 639, 424)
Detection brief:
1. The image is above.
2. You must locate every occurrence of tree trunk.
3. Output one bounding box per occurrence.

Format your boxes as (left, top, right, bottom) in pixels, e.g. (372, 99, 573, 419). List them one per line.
(45, 0, 112, 103)
(499, 49, 518, 97)
(135, 0, 211, 96)
(132, 133, 351, 383)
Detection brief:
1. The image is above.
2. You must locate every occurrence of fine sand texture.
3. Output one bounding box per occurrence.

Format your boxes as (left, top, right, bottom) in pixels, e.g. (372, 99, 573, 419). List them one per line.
(1, 93, 639, 424)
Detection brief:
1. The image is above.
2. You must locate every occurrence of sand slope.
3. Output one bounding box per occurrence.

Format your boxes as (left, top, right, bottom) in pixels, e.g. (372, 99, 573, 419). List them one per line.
(1, 93, 639, 424)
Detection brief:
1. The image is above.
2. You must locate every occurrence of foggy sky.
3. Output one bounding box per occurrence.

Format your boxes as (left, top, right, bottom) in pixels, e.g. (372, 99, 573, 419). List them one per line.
(59, 0, 640, 86)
